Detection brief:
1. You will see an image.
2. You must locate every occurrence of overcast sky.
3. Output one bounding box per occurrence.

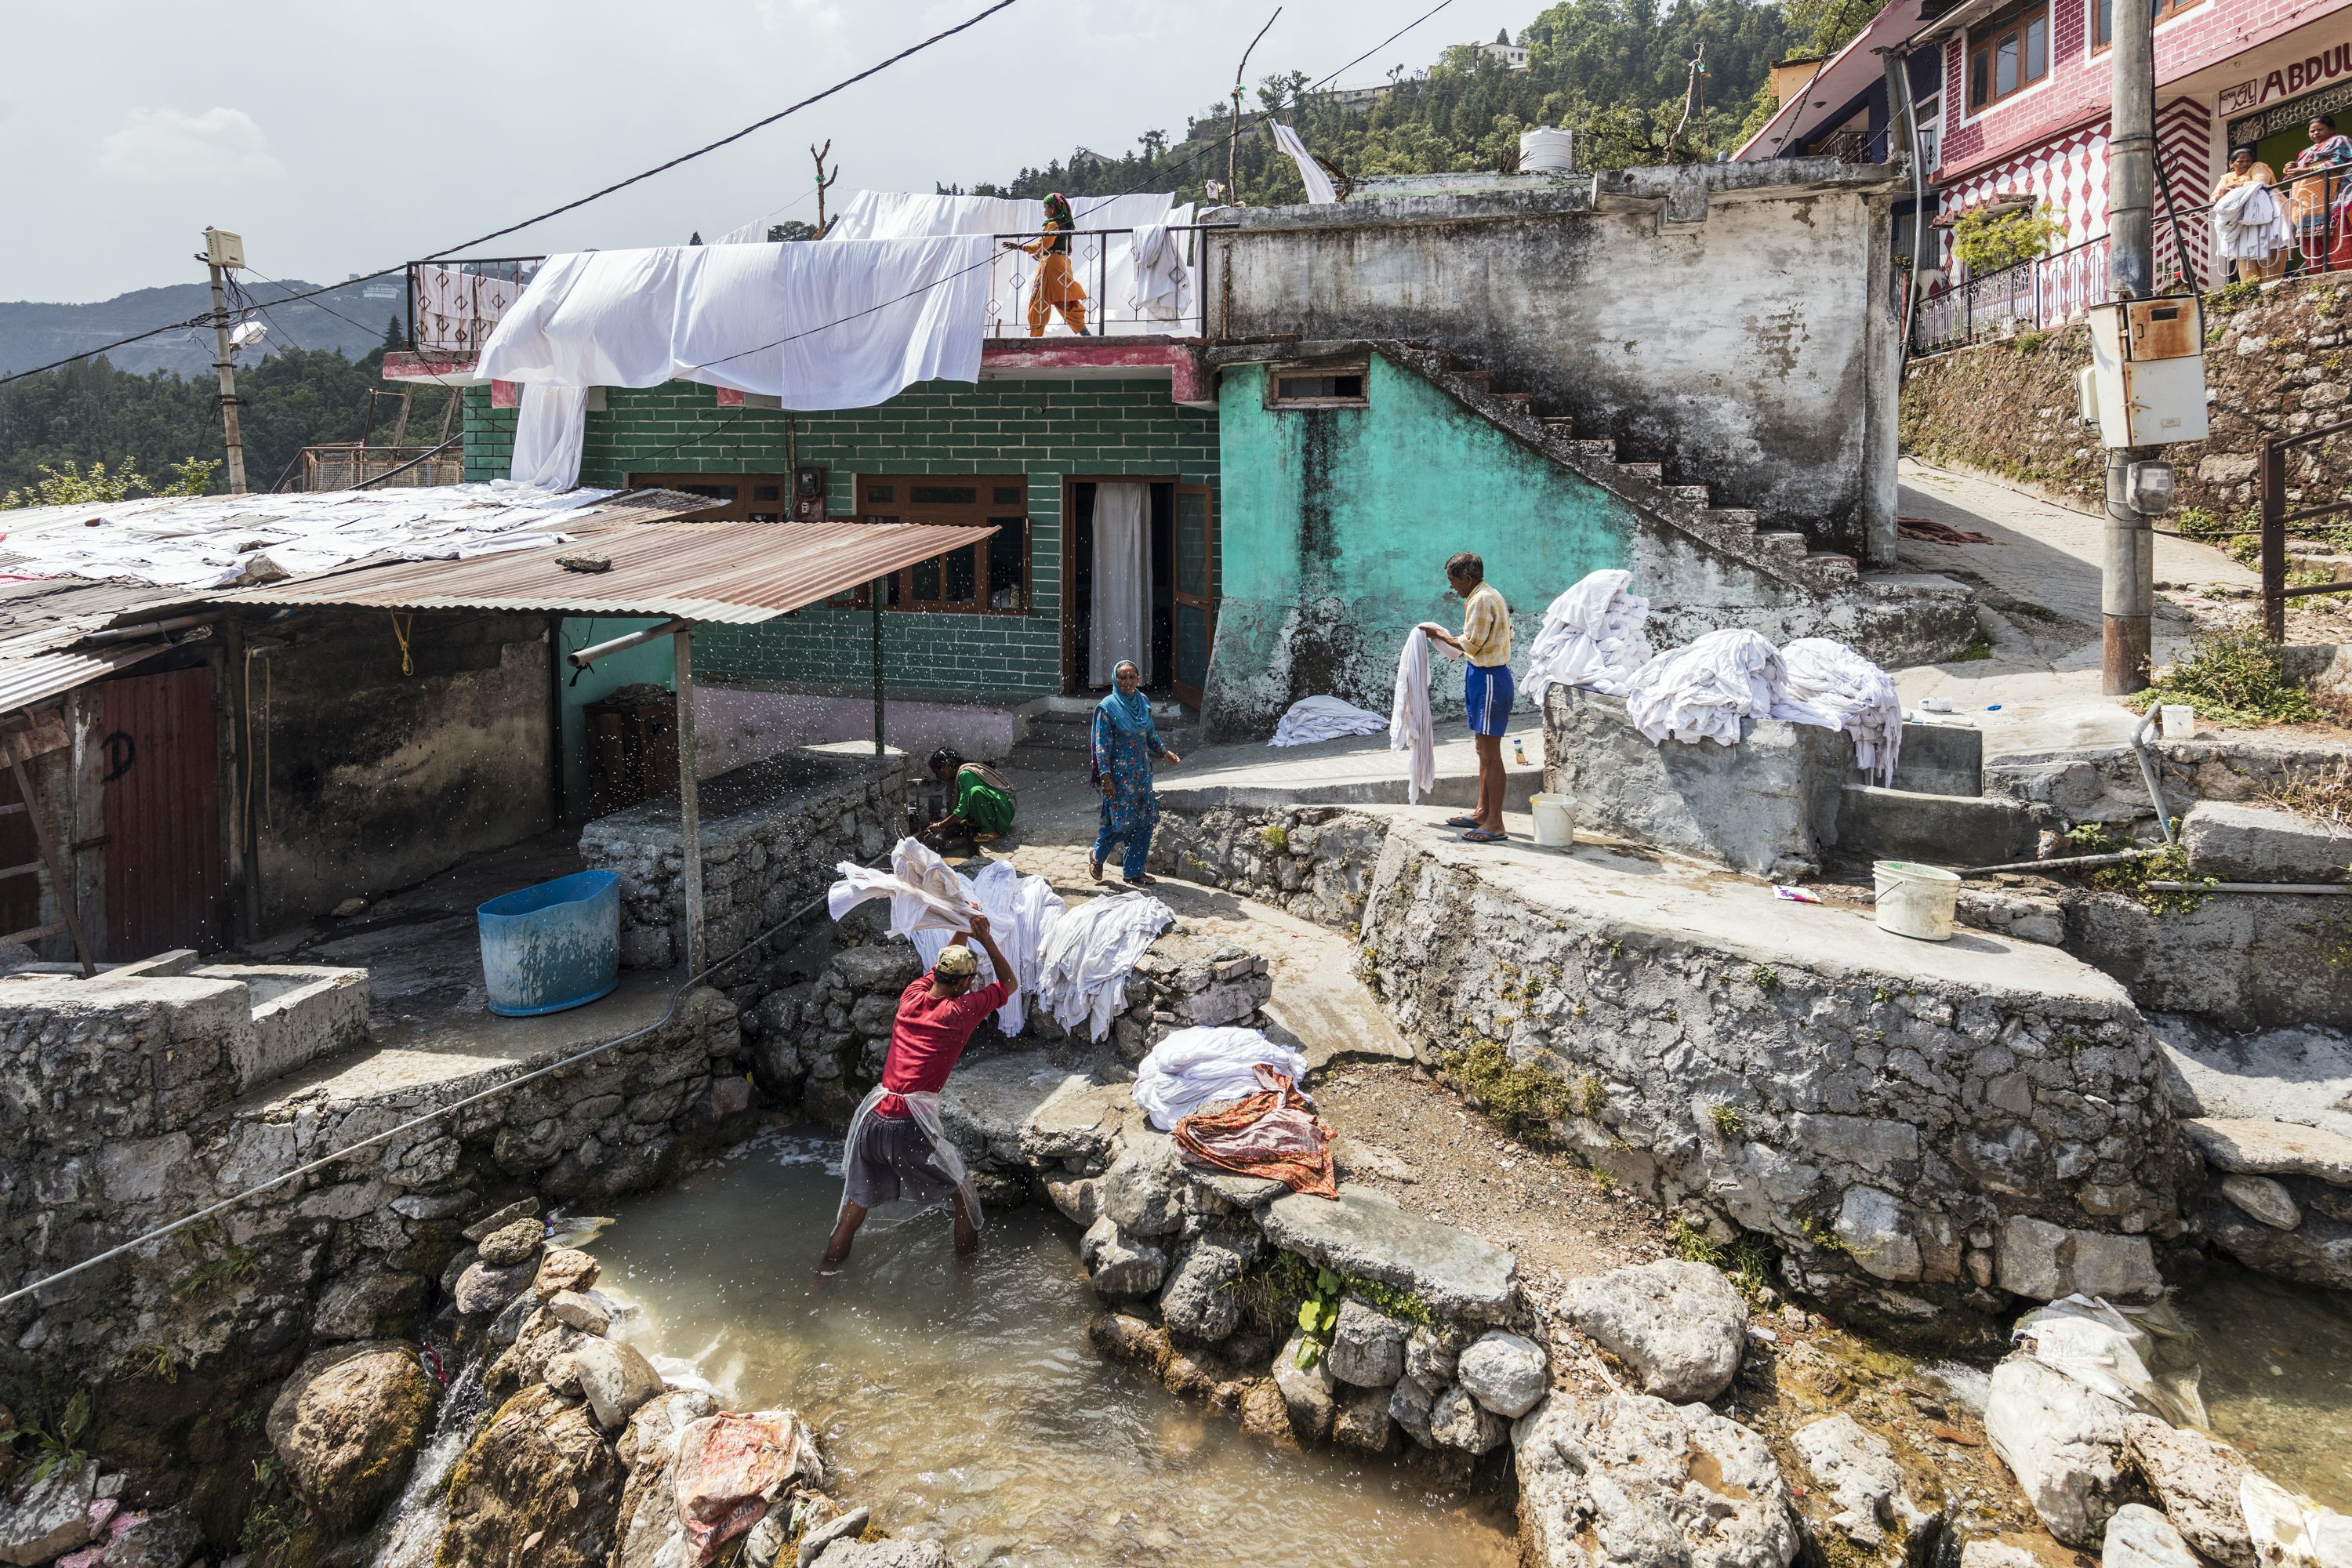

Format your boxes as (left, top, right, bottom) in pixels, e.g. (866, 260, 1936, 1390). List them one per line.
(2, 0, 1533, 303)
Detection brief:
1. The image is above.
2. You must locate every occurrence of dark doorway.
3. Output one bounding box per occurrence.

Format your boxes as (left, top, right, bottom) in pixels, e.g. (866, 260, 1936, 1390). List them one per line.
(1067, 479, 1175, 698)
(102, 666, 223, 957)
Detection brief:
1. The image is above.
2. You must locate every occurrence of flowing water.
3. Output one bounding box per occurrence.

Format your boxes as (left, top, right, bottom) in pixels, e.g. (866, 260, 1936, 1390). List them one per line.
(592, 1130, 1521, 1568)
(2172, 1261, 2352, 1510)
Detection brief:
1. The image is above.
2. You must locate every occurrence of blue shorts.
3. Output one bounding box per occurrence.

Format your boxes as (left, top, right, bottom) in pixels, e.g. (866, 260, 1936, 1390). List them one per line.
(1465, 662, 1515, 737)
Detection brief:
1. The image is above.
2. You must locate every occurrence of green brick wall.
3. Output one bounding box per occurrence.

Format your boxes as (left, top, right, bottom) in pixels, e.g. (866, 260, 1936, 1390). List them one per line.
(463, 378, 1215, 700)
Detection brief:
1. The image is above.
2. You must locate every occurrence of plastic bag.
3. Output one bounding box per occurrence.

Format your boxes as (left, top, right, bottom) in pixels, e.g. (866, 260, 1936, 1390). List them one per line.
(2012, 1293, 2208, 1430)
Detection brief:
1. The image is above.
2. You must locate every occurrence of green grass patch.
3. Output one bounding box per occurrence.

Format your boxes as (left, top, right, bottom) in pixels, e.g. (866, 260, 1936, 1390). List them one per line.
(2131, 624, 2318, 727)
(1441, 1037, 1576, 1141)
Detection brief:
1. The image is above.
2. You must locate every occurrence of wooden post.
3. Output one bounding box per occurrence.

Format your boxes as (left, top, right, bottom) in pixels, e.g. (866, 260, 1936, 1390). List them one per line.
(2261, 436, 2287, 643)
(5, 730, 94, 976)
(673, 628, 704, 975)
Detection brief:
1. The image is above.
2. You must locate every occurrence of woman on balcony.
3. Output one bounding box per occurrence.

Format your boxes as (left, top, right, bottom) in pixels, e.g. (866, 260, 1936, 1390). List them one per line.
(2283, 117, 2352, 274)
(1004, 192, 1091, 336)
(2212, 147, 2292, 283)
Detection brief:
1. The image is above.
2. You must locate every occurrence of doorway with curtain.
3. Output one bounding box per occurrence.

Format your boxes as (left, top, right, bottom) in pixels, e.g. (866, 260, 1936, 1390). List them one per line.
(1065, 478, 1174, 700)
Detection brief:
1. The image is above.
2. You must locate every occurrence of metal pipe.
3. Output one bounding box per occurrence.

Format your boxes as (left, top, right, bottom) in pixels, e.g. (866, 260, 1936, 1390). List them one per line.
(82, 612, 213, 645)
(568, 617, 691, 670)
(674, 627, 705, 976)
(1956, 848, 2158, 877)
(2130, 704, 2176, 844)
(2147, 880, 2351, 895)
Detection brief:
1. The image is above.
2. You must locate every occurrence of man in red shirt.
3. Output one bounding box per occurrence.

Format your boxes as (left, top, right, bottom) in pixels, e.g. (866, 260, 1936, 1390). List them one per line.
(822, 914, 1015, 1269)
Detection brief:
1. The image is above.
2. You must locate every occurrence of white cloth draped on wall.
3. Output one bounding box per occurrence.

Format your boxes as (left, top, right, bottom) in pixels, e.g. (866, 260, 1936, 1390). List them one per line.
(477, 235, 993, 489)
(1090, 481, 1153, 687)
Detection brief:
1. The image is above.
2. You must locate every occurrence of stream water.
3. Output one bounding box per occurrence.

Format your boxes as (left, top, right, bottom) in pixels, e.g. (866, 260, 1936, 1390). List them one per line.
(591, 1130, 1520, 1568)
(2172, 1260, 2352, 1510)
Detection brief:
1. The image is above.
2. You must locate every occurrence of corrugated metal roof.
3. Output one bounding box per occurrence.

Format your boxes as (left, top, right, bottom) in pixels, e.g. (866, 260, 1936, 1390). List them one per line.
(0, 641, 177, 714)
(215, 518, 1003, 622)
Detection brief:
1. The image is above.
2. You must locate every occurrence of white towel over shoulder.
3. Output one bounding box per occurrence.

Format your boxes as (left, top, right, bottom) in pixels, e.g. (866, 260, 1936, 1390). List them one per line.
(1523, 569, 1654, 705)
(1622, 629, 1785, 747)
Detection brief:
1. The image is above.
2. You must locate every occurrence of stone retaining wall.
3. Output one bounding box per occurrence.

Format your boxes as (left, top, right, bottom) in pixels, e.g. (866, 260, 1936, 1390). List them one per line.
(581, 746, 906, 971)
(1146, 804, 1393, 928)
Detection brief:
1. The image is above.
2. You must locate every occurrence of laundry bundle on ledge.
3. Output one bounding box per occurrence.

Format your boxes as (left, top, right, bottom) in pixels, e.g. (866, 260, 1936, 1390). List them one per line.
(1269, 695, 1390, 747)
(1773, 636, 1905, 785)
(1623, 627, 1787, 748)
(1524, 568, 1654, 704)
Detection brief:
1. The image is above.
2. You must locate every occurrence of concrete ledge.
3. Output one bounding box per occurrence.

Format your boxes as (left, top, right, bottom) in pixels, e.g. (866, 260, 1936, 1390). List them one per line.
(1831, 786, 2038, 868)
(1890, 720, 1985, 797)
(2183, 800, 2352, 884)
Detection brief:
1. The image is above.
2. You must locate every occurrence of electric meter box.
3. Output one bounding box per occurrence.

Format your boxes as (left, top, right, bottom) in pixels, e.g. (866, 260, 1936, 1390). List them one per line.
(2084, 297, 2208, 448)
(202, 227, 245, 270)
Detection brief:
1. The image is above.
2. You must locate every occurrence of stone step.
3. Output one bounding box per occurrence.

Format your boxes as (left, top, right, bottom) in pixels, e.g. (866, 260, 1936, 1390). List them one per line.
(1497, 390, 1534, 406)
(1832, 784, 2038, 869)
(1618, 461, 1664, 481)
(1755, 530, 1809, 561)
(1574, 439, 1617, 462)
(1667, 485, 1711, 504)
(1541, 416, 1576, 436)
(1703, 507, 1760, 535)
(1803, 552, 1861, 582)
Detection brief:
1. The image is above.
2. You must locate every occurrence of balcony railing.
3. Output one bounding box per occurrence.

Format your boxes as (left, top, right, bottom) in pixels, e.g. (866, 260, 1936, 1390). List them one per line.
(289, 443, 465, 492)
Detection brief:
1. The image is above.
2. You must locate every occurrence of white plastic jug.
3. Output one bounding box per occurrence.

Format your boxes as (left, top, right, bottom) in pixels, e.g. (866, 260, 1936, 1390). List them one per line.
(1530, 792, 1577, 848)
(2161, 704, 2197, 740)
(1873, 859, 1960, 942)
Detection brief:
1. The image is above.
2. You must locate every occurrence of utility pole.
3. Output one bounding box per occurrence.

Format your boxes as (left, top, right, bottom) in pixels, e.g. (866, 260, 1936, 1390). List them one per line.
(810, 141, 839, 238)
(2103, 0, 2157, 692)
(1229, 8, 1282, 205)
(201, 227, 249, 494)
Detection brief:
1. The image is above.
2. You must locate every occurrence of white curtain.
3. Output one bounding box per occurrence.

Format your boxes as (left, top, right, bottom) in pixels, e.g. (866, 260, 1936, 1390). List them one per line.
(1090, 482, 1152, 688)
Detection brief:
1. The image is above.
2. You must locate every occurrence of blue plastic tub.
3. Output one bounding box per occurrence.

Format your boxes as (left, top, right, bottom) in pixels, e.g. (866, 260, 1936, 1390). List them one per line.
(477, 869, 621, 1017)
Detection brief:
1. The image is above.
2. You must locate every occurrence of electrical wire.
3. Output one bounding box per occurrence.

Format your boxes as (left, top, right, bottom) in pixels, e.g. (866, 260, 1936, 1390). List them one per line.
(0, 0, 1027, 390)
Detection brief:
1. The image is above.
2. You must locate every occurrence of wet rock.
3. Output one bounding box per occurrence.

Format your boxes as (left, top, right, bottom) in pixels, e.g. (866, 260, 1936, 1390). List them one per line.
(2123, 1414, 2255, 1568)
(1099, 1135, 1188, 1236)
(1390, 1372, 1441, 1446)
(463, 1197, 539, 1241)
(1088, 1312, 1173, 1378)
(1560, 1259, 1746, 1402)
(2105, 1504, 2199, 1568)
(1043, 1174, 1102, 1225)
(1333, 1387, 1396, 1452)
(811, 1541, 949, 1568)
(833, 945, 920, 993)
(96, 1506, 201, 1568)
(1261, 1189, 1516, 1321)
(1080, 1215, 1167, 1297)
(1160, 1232, 1253, 1341)
(438, 1383, 621, 1568)
(1996, 1216, 2162, 1302)
(1515, 1392, 1798, 1568)
(265, 1341, 439, 1534)
(488, 1305, 588, 1392)
(1984, 1353, 2136, 1547)
(1457, 1330, 1548, 1418)
(0, 1457, 99, 1566)
(797, 1505, 870, 1568)
(1238, 1379, 1298, 1450)
(313, 1268, 427, 1342)
(1791, 1413, 1934, 1552)
(546, 1289, 612, 1335)
(535, 1247, 601, 1296)
(575, 1337, 665, 1432)
(1326, 1298, 1409, 1387)
(1431, 1384, 1506, 1453)
(454, 1258, 539, 1317)
(1273, 1334, 1338, 1440)
(477, 1218, 545, 1267)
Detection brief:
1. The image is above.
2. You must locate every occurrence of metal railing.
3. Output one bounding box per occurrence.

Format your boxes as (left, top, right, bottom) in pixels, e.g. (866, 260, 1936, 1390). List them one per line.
(2259, 415, 2352, 640)
(1913, 162, 2350, 355)
(296, 443, 466, 492)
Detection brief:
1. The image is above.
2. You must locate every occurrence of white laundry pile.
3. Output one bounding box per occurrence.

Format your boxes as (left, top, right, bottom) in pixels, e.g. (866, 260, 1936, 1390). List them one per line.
(2214, 180, 2295, 263)
(1271, 123, 1339, 205)
(1269, 695, 1389, 747)
(1521, 568, 1655, 705)
(1390, 627, 1437, 804)
(1131, 1026, 1312, 1131)
(0, 483, 611, 590)
(1034, 891, 1174, 1040)
(1621, 628, 1785, 747)
(826, 837, 981, 939)
(476, 234, 996, 489)
(909, 858, 1065, 1035)
(1772, 637, 1905, 785)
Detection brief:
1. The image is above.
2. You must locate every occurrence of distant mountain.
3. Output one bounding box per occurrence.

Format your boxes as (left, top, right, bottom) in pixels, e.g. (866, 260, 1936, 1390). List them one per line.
(0, 276, 405, 379)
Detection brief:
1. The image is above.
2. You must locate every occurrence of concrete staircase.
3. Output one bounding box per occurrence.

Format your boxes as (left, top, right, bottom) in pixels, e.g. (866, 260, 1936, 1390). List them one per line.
(1383, 340, 1869, 597)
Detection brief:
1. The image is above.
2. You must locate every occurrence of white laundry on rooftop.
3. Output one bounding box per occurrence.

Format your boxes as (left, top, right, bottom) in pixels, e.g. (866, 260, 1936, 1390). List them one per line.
(0, 482, 613, 591)
(1269, 695, 1389, 747)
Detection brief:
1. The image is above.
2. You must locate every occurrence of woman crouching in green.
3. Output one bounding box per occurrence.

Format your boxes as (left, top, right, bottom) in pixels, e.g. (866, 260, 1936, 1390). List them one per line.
(920, 749, 1017, 854)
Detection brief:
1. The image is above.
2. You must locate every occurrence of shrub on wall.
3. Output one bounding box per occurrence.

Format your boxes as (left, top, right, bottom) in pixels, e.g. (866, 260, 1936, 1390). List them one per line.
(1951, 205, 2065, 275)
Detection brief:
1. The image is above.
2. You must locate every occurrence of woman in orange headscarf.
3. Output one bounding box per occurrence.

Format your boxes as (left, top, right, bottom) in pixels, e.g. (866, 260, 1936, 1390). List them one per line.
(1005, 192, 1089, 336)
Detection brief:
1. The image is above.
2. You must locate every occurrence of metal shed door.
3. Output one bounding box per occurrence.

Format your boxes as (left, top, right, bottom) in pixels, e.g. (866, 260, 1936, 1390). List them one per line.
(102, 666, 223, 957)
(1171, 484, 1218, 710)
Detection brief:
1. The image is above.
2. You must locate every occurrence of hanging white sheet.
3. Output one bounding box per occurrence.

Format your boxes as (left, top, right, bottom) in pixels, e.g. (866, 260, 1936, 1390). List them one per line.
(1272, 123, 1339, 205)
(1269, 695, 1389, 747)
(908, 858, 1065, 1035)
(1771, 637, 1904, 786)
(1090, 481, 1153, 687)
(1523, 569, 1654, 706)
(825, 191, 1038, 240)
(477, 235, 995, 488)
(1128, 212, 1195, 325)
(512, 384, 590, 494)
(1391, 627, 1436, 804)
(1132, 1026, 1312, 1131)
(1035, 891, 1174, 1040)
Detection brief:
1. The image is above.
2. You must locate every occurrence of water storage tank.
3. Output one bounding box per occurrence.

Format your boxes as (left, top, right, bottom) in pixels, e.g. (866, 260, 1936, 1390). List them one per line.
(1519, 127, 1575, 172)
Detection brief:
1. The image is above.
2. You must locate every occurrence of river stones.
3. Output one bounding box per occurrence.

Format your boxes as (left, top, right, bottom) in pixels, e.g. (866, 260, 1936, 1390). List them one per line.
(575, 1338, 665, 1432)
(1098, 1135, 1188, 1236)
(1791, 1413, 1935, 1552)
(0, 1457, 100, 1566)
(1984, 1353, 2136, 1547)
(1159, 1232, 1254, 1341)
(1560, 1259, 1746, 1402)
(546, 1288, 612, 1335)
(463, 1198, 539, 1242)
(1333, 1387, 1396, 1453)
(1457, 1330, 1548, 1417)
(477, 1218, 545, 1267)
(1080, 1215, 1167, 1296)
(454, 1258, 538, 1317)
(265, 1341, 439, 1534)
(1515, 1392, 1798, 1568)
(437, 1384, 621, 1568)
(1429, 1385, 1507, 1454)
(1274, 1334, 1338, 1439)
(1326, 1298, 1409, 1387)
(535, 1247, 601, 1296)
(810, 1540, 949, 1568)
(2106, 1504, 2200, 1568)
(2123, 1415, 2256, 1568)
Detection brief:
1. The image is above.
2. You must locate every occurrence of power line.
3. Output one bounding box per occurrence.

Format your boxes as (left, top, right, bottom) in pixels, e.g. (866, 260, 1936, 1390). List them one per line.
(0, 0, 1025, 390)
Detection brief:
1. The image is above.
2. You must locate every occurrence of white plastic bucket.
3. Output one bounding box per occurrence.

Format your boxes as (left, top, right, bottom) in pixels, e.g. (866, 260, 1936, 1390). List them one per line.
(2161, 704, 2197, 741)
(1873, 859, 1960, 942)
(1530, 792, 1577, 848)
(1519, 127, 1576, 172)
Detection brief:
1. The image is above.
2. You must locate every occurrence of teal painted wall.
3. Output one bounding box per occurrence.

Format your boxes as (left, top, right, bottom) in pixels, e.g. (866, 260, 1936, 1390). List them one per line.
(555, 616, 673, 821)
(1207, 354, 1643, 735)
(465, 379, 1216, 703)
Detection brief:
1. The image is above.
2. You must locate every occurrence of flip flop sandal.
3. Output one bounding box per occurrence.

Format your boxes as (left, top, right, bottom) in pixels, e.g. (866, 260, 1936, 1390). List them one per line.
(1443, 815, 1479, 828)
(1459, 829, 1509, 844)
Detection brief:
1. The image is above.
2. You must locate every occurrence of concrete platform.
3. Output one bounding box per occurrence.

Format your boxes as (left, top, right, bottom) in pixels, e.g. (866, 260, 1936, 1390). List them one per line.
(1154, 722, 1544, 811)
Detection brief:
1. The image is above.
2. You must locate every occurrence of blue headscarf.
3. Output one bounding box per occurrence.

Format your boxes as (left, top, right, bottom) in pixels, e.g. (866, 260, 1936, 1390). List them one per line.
(1096, 677, 1153, 738)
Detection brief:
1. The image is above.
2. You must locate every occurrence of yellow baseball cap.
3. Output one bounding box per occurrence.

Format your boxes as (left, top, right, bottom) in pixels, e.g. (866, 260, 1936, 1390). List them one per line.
(934, 945, 979, 978)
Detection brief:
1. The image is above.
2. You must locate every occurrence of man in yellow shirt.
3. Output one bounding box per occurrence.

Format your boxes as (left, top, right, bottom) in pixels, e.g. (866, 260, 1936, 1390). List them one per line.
(1418, 551, 1513, 842)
